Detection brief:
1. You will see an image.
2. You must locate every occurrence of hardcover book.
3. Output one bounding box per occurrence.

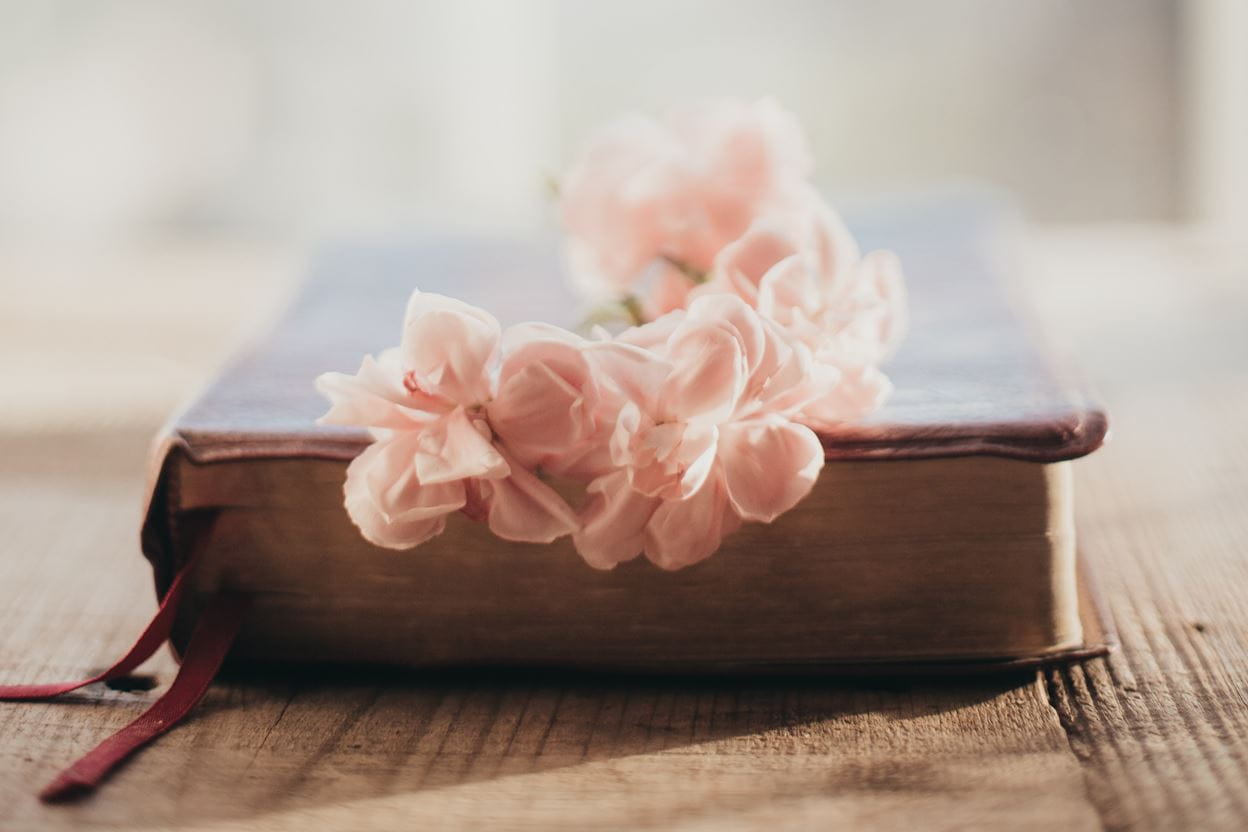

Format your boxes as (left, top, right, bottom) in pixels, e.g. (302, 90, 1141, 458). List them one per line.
(141, 196, 1111, 673)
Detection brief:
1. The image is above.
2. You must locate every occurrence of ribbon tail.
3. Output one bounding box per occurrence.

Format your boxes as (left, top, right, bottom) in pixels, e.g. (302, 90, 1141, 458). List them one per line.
(0, 550, 203, 701)
(38, 592, 250, 803)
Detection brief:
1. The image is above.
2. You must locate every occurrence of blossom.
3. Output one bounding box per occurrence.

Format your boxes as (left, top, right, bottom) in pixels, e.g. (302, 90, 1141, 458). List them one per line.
(315, 291, 580, 550)
(559, 97, 815, 299)
(573, 294, 829, 571)
(486, 322, 617, 480)
(320, 99, 910, 572)
(695, 187, 908, 426)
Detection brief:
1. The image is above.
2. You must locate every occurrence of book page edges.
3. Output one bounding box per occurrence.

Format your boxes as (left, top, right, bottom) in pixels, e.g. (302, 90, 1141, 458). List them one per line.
(149, 453, 1109, 670)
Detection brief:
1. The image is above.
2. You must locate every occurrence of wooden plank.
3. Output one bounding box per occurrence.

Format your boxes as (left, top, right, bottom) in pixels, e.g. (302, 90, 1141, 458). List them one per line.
(1044, 390, 1248, 830)
(1025, 229, 1248, 831)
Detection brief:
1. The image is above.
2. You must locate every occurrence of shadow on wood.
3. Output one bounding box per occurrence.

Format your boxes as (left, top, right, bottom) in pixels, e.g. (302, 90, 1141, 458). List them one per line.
(38, 667, 1040, 825)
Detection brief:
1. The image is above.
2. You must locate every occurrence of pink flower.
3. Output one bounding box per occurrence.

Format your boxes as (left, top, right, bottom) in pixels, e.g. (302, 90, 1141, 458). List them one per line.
(699, 184, 860, 306)
(667, 97, 814, 267)
(315, 291, 580, 550)
(559, 98, 815, 298)
(320, 100, 910, 573)
(573, 294, 828, 571)
(559, 116, 691, 298)
(486, 323, 616, 480)
(696, 189, 908, 427)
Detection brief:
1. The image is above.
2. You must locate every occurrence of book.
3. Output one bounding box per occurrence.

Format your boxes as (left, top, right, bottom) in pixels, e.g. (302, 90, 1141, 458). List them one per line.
(141, 195, 1111, 673)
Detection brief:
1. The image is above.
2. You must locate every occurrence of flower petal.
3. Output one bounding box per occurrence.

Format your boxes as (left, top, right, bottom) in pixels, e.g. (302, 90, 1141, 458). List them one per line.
(491, 337, 597, 468)
(500, 321, 584, 354)
(584, 340, 673, 415)
(659, 314, 746, 423)
(709, 222, 799, 302)
(797, 366, 892, 429)
(675, 422, 719, 498)
(643, 263, 695, 319)
(316, 349, 446, 429)
(676, 97, 815, 190)
(719, 417, 823, 522)
(764, 354, 840, 419)
(624, 419, 716, 500)
(479, 453, 579, 544)
(413, 407, 509, 486)
(614, 309, 684, 351)
(756, 255, 822, 331)
(799, 187, 861, 296)
(859, 249, 909, 360)
(343, 438, 465, 549)
(401, 291, 501, 405)
(643, 472, 732, 570)
(492, 361, 586, 455)
(572, 470, 660, 569)
(344, 495, 447, 550)
(559, 114, 687, 296)
(354, 434, 469, 520)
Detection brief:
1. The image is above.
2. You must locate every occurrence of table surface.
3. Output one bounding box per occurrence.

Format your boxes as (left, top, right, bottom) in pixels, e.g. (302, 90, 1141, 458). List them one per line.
(1, 228, 1246, 830)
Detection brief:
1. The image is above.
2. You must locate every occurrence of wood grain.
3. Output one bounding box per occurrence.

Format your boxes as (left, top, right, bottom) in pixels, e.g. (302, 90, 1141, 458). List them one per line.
(2, 227, 1246, 829)
(1025, 228, 1248, 830)
(1043, 388, 1248, 829)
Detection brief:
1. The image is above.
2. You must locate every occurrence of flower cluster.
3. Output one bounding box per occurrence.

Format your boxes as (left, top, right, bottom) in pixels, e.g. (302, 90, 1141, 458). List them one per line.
(317, 98, 907, 570)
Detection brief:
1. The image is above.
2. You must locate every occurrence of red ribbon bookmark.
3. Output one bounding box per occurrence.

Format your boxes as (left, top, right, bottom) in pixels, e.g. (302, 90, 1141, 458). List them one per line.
(0, 552, 204, 701)
(0, 550, 248, 802)
(37, 593, 250, 802)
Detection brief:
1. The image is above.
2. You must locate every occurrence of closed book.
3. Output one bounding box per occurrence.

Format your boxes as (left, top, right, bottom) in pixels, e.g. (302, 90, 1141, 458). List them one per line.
(141, 196, 1112, 673)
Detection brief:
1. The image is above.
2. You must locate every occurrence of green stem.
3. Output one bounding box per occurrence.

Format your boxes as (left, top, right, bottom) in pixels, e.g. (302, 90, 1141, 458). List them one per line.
(662, 255, 708, 285)
(620, 295, 646, 327)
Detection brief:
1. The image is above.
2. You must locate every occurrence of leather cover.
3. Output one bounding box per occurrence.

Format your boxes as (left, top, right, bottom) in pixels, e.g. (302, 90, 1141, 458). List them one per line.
(140, 193, 1112, 670)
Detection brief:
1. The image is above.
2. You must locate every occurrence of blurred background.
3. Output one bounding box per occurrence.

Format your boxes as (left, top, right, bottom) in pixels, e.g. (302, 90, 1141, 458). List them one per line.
(0, 0, 1244, 434)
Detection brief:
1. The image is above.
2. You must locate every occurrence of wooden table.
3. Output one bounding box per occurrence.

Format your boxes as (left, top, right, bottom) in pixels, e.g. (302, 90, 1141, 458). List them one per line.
(1, 229, 1245, 830)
